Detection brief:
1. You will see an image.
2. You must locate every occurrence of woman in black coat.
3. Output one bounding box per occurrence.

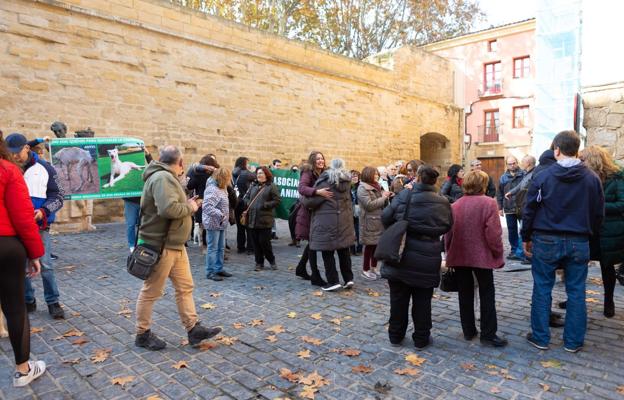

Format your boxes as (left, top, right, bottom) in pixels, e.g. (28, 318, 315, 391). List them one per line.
(381, 165, 453, 348)
(440, 164, 464, 203)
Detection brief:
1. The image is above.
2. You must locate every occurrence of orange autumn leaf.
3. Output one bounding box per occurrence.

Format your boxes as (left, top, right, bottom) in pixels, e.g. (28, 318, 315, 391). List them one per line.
(405, 353, 426, 367)
(72, 337, 89, 346)
(394, 367, 419, 376)
(298, 371, 330, 387)
(310, 313, 322, 320)
(266, 325, 285, 334)
(172, 360, 189, 370)
(91, 348, 112, 363)
(216, 336, 237, 346)
(616, 385, 624, 394)
(55, 328, 84, 340)
(301, 336, 323, 345)
(249, 319, 264, 327)
(232, 322, 245, 329)
(30, 327, 44, 334)
(338, 348, 361, 357)
(200, 303, 216, 310)
(62, 358, 81, 365)
(329, 318, 341, 325)
(279, 368, 302, 383)
(209, 292, 221, 297)
(300, 385, 318, 399)
(352, 364, 373, 374)
(297, 349, 312, 359)
(146, 396, 163, 400)
(312, 291, 323, 297)
(539, 383, 550, 392)
(490, 387, 501, 394)
(287, 312, 297, 318)
(266, 335, 278, 343)
(111, 376, 135, 387)
(198, 341, 218, 351)
(367, 289, 380, 297)
(461, 362, 476, 371)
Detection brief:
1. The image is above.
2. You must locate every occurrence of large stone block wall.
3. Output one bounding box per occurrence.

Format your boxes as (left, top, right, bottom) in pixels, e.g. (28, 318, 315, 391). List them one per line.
(583, 84, 624, 160)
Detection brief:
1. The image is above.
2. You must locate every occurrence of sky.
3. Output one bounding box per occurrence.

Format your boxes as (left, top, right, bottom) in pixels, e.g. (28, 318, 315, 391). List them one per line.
(476, 0, 537, 30)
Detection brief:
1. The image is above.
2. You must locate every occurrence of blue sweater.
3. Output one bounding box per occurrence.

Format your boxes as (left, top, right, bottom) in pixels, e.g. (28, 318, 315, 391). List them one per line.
(521, 162, 604, 241)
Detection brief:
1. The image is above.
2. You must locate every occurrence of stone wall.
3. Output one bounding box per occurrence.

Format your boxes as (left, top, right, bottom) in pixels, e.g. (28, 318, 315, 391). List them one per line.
(1, 0, 461, 225)
(583, 83, 624, 160)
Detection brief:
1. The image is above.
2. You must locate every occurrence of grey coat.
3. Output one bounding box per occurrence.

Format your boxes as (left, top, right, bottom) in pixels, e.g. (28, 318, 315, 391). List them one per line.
(356, 182, 387, 245)
(302, 171, 355, 251)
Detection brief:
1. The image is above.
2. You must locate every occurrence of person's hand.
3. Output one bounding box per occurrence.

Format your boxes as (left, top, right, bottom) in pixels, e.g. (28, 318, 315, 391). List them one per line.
(498, 210, 504, 217)
(382, 191, 392, 198)
(34, 209, 44, 221)
(43, 136, 51, 142)
(28, 259, 41, 278)
(523, 241, 533, 258)
(316, 188, 333, 199)
(143, 147, 150, 156)
(504, 192, 511, 200)
(404, 183, 413, 190)
(187, 196, 200, 212)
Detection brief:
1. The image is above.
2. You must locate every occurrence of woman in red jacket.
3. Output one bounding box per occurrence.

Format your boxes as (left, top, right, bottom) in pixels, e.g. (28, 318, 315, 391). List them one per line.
(445, 170, 507, 347)
(0, 131, 46, 386)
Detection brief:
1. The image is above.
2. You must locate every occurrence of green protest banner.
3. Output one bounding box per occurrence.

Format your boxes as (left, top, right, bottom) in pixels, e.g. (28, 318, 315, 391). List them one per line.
(271, 169, 300, 220)
(48, 137, 147, 200)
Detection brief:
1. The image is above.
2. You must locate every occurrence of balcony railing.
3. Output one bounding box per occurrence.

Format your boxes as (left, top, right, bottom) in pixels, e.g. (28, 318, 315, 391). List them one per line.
(478, 80, 503, 97)
(476, 124, 502, 143)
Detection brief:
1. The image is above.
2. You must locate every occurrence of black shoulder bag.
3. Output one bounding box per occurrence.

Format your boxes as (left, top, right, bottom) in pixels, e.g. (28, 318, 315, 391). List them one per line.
(127, 211, 171, 280)
(374, 189, 413, 266)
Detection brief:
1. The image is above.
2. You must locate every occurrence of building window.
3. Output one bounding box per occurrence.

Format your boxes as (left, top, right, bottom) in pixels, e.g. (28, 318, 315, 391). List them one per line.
(483, 109, 500, 142)
(488, 39, 498, 52)
(484, 62, 502, 93)
(513, 56, 530, 78)
(513, 106, 529, 128)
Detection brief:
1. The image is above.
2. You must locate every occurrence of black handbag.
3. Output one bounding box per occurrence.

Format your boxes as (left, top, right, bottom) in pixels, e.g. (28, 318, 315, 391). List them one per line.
(127, 212, 170, 280)
(440, 267, 459, 292)
(374, 189, 413, 266)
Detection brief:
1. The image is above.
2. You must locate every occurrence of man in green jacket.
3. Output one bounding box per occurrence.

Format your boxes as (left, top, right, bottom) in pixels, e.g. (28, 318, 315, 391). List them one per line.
(134, 145, 221, 350)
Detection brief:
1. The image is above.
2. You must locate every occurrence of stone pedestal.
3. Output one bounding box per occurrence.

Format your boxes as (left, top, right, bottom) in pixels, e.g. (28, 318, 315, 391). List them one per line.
(51, 200, 96, 233)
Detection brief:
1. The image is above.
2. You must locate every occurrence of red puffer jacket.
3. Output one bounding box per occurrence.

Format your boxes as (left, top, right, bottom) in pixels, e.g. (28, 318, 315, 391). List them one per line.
(0, 159, 44, 259)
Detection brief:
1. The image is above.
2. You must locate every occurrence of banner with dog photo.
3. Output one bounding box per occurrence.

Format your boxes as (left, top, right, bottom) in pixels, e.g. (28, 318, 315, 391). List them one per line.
(49, 137, 147, 200)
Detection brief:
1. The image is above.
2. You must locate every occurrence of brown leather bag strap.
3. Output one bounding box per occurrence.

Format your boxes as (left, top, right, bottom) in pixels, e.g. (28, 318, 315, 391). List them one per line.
(244, 185, 267, 213)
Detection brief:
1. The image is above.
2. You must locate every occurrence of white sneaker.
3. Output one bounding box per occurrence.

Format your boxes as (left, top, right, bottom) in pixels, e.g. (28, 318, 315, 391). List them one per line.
(371, 268, 382, 278)
(13, 360, 46, 387)
(322, 283, 342, 292)
(361, 270, 377, 280)
(343, 281, 354, 289)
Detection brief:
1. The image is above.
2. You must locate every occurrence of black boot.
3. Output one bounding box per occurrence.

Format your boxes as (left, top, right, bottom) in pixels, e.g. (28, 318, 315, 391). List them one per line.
(295, 262, 311, 280)
(310, 272, 327, 287)
(604, 297, 615, 318)
(188, 323, 221, 347)
(135, 330, 166, 351)
(48, 303, 65, 319)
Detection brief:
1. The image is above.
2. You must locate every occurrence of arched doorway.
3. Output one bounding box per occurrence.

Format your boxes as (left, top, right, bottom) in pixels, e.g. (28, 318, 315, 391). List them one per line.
(420, 132, 452, 176)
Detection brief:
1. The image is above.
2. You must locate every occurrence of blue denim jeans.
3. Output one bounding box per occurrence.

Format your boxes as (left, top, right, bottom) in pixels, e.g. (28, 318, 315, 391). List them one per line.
(205, 229, 225, 276)
(505, 213, 524, 258)
(124, 200, 141, 250)
(530, 233, 589, 349)
(25, 230, 60, 305)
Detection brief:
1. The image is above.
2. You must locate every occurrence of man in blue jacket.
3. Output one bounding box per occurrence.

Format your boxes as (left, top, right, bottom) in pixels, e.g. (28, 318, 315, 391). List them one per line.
(522, 130, 604, 353)
(7, 133, 65, 319)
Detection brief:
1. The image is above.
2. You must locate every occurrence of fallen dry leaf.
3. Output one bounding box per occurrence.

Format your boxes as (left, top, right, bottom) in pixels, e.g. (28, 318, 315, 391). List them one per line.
(266, 335, 278, 343)
(70, 312, 81, 317)
(339, 348, 361, 357)
(299, 386, 318, 399)
(405, 353, 426, 367)
(172, 360, 189, 370)
(216, 336, 237, 346)
(72, 337, 89, 346)
(352, 364, 373, 374)
(250, 319, 264, 327)
(299, 371, 330, 387)
(310, 313, 322, 320)
(54, 328, 84, 340)
(329, 318, 341, 325)
(62, 358, 81, 365)
(198, 341, 218, 351)
(118, 308, 132, 318)
(301, 336, 323, 346)
(146, 396, 163, 400)
(30, 327, 44, 334)
(340, 290, 354, 297)
(312, 291, 323, 297)
(589, 277, 603, 285)
(266, 325, 286, 334)
(96, 275, 109, 279)
(279, 368, 302, 383)
(486, 364, 498, 369)
(586, 298, 599, 303)
(490, 387, 501, 394)
(287, 312, 297, 318)
(540, 360, 562, 369)
(586, 289, 600, 295)
(111, 375, 135, 387)
(394, 367, 419, 376)
(91, 348, 112, 363)
(209, 292, 221, 298)
(461, 363, 476, 371)
(297, 349, 312, 359)
(367, 289, 380, 297)
(232, 322, 245, 329)
(200, 303, 216, 310)
(616, 385, 624, 394)
(539, 383, 550, 392)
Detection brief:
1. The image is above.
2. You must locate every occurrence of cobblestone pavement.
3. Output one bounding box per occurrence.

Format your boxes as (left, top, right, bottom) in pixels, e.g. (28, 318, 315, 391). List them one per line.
(1, 222, 624, 400)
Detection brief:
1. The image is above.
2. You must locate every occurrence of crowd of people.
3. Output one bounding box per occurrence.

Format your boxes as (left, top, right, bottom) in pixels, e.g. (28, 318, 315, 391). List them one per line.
(0, 128, 623, 388)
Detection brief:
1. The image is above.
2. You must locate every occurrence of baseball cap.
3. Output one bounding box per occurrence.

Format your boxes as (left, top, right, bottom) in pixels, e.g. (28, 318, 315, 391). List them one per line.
(5, 133, 28, 153)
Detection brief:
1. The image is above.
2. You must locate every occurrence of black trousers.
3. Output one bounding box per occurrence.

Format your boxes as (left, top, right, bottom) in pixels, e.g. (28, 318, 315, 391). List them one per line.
(296, 244, 325, 284)
(249, 228, 275, 265)
(235, 204, 253, 252)
(322, 248, 353, 285)
(600, 259, 616, 303)
(388, 280, 433, 346)
(455, 267, 498, 339)
(0, 237, 30, 364)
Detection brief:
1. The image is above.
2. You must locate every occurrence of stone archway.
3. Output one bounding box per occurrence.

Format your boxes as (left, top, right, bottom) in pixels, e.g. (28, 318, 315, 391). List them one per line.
(420, 132, 452, 175)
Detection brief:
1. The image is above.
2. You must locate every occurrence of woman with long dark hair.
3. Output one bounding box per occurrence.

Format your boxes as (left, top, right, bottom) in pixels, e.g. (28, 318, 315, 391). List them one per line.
(440, 164, 464, 203)
(0, 130, 46, 386)
(294, 151, 333, 286)
(233, 156, 256, 254)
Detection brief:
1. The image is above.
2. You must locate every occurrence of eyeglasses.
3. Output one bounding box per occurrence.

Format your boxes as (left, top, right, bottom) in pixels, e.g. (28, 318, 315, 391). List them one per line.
(406, 168, 413, 172)
(507, 162, 517, 166)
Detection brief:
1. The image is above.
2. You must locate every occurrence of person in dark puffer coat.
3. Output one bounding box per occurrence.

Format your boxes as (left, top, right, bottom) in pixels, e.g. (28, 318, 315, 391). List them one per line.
(440, 164, 464, 203)
(303, 158, 355, 292)
(381, 165, 453, 348)
(580, 146, 624, 318)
